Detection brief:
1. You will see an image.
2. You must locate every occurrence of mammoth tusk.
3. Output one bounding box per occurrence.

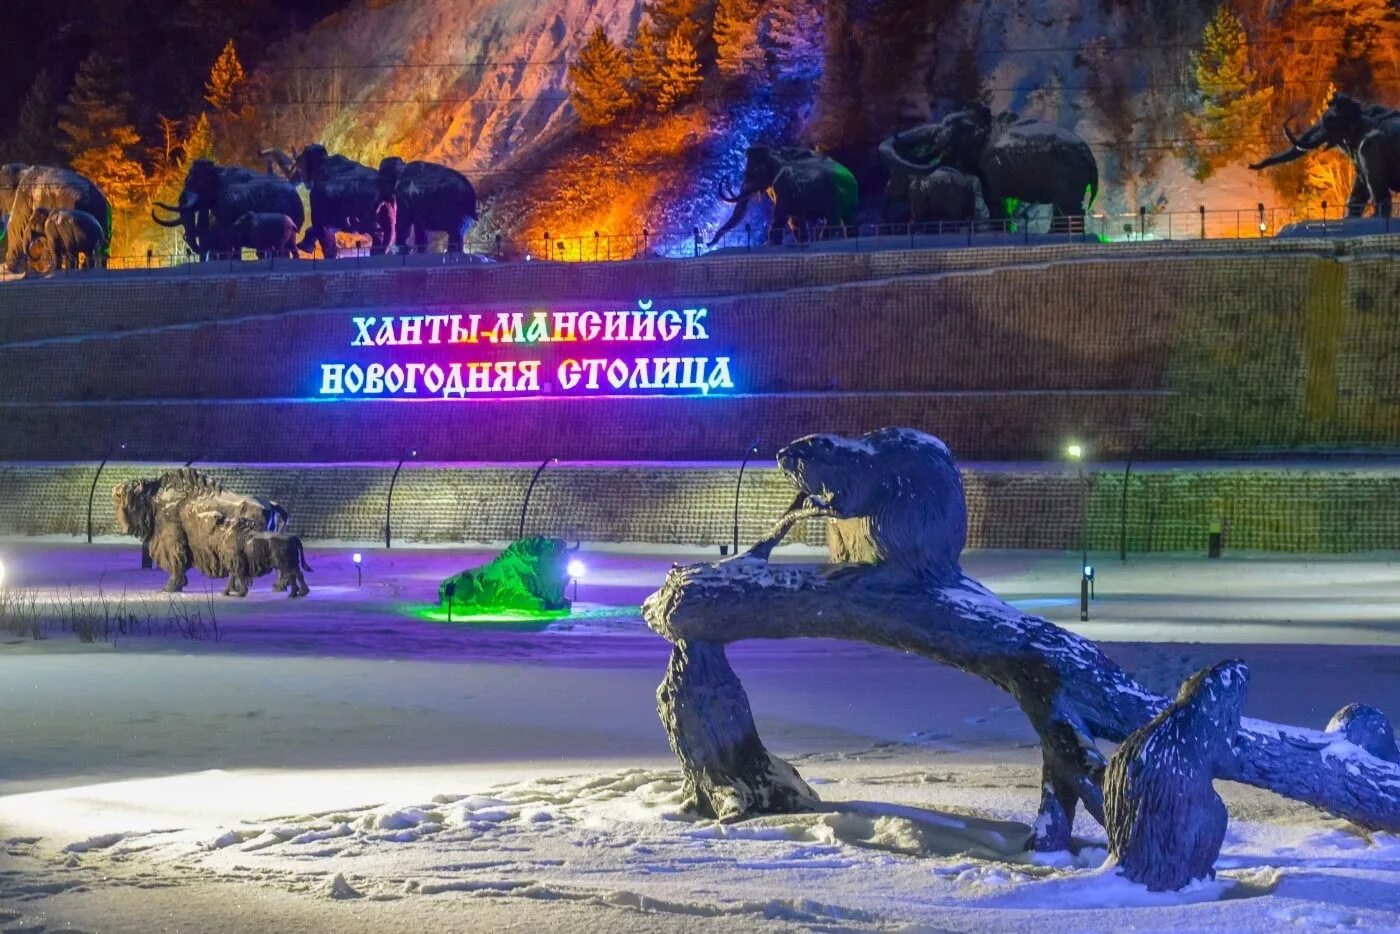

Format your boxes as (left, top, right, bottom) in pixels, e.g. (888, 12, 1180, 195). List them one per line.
(1283, 120, 1302, 147)
(879, 137, 943, 175)
(152, 201, 182, 215)
(150, 208, 185, 228)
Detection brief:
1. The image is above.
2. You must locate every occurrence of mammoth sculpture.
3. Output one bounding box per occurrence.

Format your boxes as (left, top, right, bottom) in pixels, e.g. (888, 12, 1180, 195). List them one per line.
(151, 159, 304, 259)
(709, 145, 859, 246)
(887, 165, 988, 228)
(376, 156, 477, 253)
(1, 163, 111, 273)
(25, 206, 107, 272)
(880, 106, 1098, 232)
(262, 144, 388, 258)
(232, 211, 299, 259)
(1251, 92, 1400, 218)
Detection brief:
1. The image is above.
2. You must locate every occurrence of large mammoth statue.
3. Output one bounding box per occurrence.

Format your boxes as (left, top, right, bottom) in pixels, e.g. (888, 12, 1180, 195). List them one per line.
(261, 144, 387, 258)
(709, 145, 859, 246)
(151, 159, 304, 259)
(1251, 92, 1400, 218)
(1, 164, 111, 273)
(880, 106, 1098, 232)
(375, 156, 477, 253)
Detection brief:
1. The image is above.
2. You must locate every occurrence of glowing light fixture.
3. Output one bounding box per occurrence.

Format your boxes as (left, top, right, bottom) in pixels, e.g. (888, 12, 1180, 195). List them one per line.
(1066, 443, 1084, 461)
(567, 559, 586, 579)
(0, 557, 6, 589)
(352, 552, 362, 588)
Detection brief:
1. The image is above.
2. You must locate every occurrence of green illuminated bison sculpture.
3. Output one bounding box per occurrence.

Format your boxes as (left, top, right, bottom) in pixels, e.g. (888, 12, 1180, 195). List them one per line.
(439, 537, 577, 615)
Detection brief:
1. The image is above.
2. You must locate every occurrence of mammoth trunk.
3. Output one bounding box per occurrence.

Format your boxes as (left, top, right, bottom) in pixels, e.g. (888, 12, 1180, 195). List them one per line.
(708, 194, 752, 247)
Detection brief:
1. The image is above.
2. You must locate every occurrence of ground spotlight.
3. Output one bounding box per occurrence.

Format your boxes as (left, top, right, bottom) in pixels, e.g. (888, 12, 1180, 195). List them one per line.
(1066, 442, 1083, 461)
(567, 558, 585, 603)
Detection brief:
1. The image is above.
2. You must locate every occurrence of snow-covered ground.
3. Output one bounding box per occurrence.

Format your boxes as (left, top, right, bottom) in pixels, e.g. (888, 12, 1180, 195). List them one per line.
(2, 541, 1399, 932)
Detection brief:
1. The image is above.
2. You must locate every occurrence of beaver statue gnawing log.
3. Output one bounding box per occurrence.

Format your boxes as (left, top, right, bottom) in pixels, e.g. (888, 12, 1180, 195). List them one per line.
(643, 428, 1400, 878)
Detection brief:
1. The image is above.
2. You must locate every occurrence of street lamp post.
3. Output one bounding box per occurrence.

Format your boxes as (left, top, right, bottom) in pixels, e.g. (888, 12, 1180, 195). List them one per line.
(732, 440, 761, 556)
(518, 457, 557, 539)
(1067, 442, 1090, 622)
(384, 449, 416, 550)
(87, 443, 127, 544)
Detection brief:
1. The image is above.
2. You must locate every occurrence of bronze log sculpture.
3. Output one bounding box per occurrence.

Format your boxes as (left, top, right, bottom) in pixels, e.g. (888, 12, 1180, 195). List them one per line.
(643, 428, 1400, 874)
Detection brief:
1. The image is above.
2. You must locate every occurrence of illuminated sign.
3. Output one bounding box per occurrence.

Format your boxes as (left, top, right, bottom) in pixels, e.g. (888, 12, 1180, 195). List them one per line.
(316, 300, 736, 399)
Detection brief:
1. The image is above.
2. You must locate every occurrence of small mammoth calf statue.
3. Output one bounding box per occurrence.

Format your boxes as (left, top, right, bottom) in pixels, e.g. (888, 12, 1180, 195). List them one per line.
(26, 206, 107, 272)
(226, 530, 313, 598)
(232, 211, 300, 258)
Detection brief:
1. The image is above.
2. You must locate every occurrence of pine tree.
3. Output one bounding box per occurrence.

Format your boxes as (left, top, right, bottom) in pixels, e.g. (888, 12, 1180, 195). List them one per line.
(632, 24, 668, 104)
(8, 71, 63, 164)
(1191, 4, 1272, 175)
(183, 112, 215, 164)
(58, 53, 147, 211)
(643, 0, 702, 45)
(568, 27, 636, 127)
(656, 30, 703, 111)
(764, 0, 823, 80)
(714, 0, 762, 81)
(204, 39, 248, 113)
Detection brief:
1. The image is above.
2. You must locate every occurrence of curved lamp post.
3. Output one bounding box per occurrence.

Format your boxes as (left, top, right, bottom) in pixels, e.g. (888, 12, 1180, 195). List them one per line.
(518, 457, 557, 539)
(384, 449, 417, 549)
(732, 440, 761, 556)
(87, 443, 126, 544)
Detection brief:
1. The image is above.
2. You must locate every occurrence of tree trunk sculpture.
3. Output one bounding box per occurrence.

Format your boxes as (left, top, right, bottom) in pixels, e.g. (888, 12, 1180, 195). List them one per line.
(643, 429, 1400, 854)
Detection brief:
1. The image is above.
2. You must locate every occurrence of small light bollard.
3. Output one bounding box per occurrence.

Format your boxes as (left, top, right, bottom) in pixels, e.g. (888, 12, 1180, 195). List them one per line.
(444, 580, 456, 625)
(353, 552, 362, 588)
(1208, 519, 1223, 559)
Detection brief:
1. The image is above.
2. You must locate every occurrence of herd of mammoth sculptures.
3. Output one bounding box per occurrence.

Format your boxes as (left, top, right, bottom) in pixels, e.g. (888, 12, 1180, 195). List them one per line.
(1, 91, 1398, 273)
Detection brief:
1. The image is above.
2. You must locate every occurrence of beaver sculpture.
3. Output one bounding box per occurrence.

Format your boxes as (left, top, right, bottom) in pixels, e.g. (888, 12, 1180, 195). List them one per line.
(1104, 659, 1249, 891)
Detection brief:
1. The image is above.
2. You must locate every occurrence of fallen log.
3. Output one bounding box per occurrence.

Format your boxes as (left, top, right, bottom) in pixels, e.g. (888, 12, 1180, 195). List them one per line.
(642, 428, 1400, 853)
(645, 556, 1400, 848)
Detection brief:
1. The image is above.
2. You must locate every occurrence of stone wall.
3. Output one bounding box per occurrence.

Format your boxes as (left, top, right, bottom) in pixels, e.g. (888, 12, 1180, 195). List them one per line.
(0, 237, 1396, 462)
(4, 461, 1397, 553)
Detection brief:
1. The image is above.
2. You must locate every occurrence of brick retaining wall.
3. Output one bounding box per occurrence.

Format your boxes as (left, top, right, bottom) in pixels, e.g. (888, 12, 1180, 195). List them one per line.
(3, 461, 1397, 553)
(0, 238, 1397, 462)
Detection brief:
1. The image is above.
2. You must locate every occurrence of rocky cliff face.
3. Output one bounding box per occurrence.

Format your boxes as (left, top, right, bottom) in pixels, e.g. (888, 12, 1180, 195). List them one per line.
(254, 0, 1287, 248)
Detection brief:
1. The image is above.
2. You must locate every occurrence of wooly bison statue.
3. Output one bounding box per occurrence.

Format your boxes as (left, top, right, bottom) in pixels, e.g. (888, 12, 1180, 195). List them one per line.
(439, 537, 578, 615)
(112, 468, 291, 593)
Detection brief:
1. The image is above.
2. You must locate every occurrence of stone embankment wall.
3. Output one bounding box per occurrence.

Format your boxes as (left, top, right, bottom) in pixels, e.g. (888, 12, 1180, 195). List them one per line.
(3, 461, 1396, 553)
(0, 237, 1396, 462)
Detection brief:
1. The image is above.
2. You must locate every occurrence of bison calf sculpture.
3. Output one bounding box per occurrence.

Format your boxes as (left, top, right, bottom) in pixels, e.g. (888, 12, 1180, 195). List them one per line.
(112, 468, 291, 593)
(227, 531, 312, 598)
